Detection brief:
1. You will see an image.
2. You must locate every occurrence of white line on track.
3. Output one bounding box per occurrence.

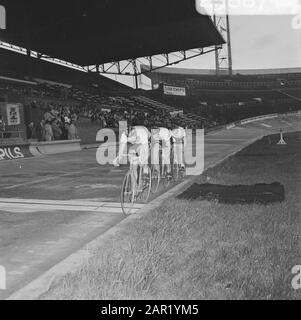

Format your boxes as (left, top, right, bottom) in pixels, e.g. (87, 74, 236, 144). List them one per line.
(260, 123, 272, 128)
(4, 166, 101, 190)
(0, 198, 144, 209)
(0, 198, 144, 213)
(205, 138, 250, 141)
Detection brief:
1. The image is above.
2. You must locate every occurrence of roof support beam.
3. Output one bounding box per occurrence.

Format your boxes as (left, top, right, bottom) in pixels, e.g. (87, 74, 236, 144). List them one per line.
(92, 47, 220, 77)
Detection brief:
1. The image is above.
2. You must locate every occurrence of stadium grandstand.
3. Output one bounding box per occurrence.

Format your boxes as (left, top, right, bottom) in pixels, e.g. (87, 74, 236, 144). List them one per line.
(1, 0, 299, 145)
(142, 65, 301, 125)
(0, 0, 225, 145)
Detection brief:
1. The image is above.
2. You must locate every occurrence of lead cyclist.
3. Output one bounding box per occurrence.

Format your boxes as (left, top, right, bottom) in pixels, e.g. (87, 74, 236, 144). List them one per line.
(171, 125, 186, 171)
(113, 125, 151, 185)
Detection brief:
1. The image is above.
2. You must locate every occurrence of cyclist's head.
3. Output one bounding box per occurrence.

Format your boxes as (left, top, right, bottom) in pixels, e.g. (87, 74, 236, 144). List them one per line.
(171, 123, 178, 130)
(151, 125, 159, 133)
(127, 125, 134, 134)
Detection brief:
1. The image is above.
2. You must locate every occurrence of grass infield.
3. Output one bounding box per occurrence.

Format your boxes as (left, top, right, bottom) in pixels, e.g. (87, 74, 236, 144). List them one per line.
(42, 132, 301, 300)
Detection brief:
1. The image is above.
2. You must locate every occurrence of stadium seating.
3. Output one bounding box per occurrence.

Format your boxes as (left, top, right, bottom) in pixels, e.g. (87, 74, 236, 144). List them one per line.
(1, 48, 300, 143)
(156, 71, 301, 91)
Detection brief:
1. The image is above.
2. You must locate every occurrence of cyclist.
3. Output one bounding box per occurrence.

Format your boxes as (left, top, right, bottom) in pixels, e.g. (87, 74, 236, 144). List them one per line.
(113, 125, 151, 182)
(151, 126, 173, 178)
(171, 125, 186, 171)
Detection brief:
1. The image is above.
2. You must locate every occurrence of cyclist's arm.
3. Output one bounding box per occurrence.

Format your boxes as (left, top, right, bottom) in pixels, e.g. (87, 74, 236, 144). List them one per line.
(146, 128, 152, 139)
(127, 130, 137, 144)
(183, 135, 187, 147)
(120, 132, 128, 144)
(183, 130, 187, 147)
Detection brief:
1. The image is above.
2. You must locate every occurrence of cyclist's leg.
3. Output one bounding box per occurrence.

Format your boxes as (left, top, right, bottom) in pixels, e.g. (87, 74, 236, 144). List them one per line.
(173, 143, 179, 166)
(175, 142, 185, 168)
(180, 140, 186, 169)
(162, 140, 171, 174)
(151, 141, 160, 172)
(128, 145, 139, 189)
(137, 144, 149, 175)
(113, 141, 127, 166)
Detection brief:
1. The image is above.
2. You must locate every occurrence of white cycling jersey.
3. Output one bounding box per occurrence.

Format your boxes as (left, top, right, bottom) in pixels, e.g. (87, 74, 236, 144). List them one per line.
(172, 127, 186, 138)
(171, 127, 186, 142)
(152, 127, 172, 142)
(128, 126, 150, 145)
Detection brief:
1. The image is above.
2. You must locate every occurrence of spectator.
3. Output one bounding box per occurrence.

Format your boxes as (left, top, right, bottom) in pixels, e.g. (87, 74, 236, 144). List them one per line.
(51, 119, 63, 141)
(44, 108, 55, 122)
(68, 121, 78, 140)
(44, 121, 54, 141)
(0, 114, 5, 131)
(36, 120, 45, 141)
(27, 122, 36, 140)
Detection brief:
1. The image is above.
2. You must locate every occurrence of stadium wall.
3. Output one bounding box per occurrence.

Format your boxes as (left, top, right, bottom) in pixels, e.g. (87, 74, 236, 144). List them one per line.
(0, 141, 33, 161)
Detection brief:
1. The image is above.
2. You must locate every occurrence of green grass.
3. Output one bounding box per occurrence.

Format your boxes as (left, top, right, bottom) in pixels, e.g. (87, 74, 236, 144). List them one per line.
(42, 132, 301, 300)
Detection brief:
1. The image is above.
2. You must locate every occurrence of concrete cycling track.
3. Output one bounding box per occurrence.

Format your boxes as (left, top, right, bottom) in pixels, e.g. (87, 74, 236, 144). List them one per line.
(0, 113, 300, 299)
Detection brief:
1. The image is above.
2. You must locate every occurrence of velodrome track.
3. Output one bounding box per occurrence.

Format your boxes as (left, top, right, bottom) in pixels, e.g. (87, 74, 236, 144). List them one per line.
(0, 113, 300, 299)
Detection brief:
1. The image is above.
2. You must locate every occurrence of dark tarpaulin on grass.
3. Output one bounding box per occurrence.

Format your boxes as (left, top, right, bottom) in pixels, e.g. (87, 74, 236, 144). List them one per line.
(177, 182, 285, 205)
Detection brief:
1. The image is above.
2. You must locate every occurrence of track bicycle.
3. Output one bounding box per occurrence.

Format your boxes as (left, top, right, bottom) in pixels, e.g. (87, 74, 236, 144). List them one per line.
(120, 153, 152, 216)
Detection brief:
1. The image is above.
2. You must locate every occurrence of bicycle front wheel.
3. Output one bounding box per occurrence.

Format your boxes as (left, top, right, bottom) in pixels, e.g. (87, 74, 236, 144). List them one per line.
(173, 163, 179, 182)
(138, 166, 152, 203)
(121, 171, 135, 216)
(180, 166, 186, 180)
(162, 165, 172, 189)
(151, 167, 160, 194)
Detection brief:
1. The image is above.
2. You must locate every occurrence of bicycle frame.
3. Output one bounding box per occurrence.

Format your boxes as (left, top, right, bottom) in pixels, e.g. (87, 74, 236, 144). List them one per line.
(129, 160, 144, 196)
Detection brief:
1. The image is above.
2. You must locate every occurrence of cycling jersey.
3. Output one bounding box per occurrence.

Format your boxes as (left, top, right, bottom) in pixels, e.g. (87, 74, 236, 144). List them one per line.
(152, 127, 172, 142)
(172, 127, 186, 142)
(171, 127, 186, 167)
(151, 127, 172, 171)
(113, 125, 150, 168)
(128, 126, 150, 145)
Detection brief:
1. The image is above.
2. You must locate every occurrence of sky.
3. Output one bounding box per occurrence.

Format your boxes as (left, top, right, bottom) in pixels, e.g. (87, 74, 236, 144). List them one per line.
(180, 15, 301, 70)
(106, 14, 301, 87)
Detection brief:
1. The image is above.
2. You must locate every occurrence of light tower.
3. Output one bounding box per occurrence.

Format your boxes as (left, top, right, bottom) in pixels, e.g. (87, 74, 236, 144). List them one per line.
(213, 2, 233, 76)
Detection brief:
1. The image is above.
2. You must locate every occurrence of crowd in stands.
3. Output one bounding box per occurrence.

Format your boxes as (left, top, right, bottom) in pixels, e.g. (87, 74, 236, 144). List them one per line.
(1, 69, 301, 144)
(0, 113, 5, 132)
(1, 79, 202, 143)
(87, 106, 189, 129)
(27, 102, 79, 142)
(154, 72, 301, 91)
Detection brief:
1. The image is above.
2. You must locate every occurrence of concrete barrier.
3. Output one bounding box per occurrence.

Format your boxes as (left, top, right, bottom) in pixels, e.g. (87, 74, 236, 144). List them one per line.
(240, 114, 279, 125)
(30, 140, 81, 155)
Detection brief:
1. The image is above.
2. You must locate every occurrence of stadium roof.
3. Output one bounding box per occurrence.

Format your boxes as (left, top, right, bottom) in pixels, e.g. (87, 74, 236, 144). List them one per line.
(0, 0, 224, 66)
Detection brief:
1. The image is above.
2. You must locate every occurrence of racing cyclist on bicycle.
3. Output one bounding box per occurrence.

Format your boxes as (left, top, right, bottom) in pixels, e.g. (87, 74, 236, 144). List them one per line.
(113, 125, 151, 183)
(171, 125, 186, 171)
(151, 126, 173, 179)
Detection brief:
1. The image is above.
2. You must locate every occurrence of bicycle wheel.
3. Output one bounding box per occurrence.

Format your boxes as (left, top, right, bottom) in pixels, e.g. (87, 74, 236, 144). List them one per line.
(180, 166, 186, 180)
(162, 165, 172, 189)
(173, 163, 179, 182)
(120, 171, 135, 216)
(151, 166, 160, 194)
(137, 166, 152, 203)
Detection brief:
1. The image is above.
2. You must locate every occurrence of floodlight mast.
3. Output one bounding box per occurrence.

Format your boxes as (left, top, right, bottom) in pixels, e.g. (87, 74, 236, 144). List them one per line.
(213, 1, 233, 76)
